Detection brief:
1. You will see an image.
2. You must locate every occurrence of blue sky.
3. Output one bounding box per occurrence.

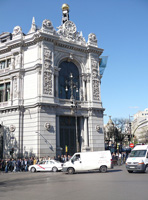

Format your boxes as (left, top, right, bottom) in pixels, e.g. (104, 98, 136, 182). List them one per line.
(0, 0, 148, 124)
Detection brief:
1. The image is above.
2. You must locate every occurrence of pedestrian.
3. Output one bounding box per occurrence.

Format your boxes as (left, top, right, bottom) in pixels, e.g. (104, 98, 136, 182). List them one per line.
(12, 159, 16, 172)
(64, 155, 67, 162)
(33, 157, 37, 165)
(68, 155, 71, 161)
(5, 160, 8, 173)
(57, 155, 62, 162)
(61, 155, 64, 163)
(21, 159, 25, 171)
(24, 159, 28, 172)
(16, 158, 21, 172)
(118, 153, 122, 166)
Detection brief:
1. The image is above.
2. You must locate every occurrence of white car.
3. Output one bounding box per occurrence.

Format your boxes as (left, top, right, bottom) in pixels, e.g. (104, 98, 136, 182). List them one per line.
(28, 160, 63, 172)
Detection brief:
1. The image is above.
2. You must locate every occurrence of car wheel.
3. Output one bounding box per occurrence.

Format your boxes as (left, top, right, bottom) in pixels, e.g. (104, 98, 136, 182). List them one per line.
(67, 167, 75, 174)
(145, 165, 148, 173)
(127, 170, 133, 173)
(100, 166, 107, 173)
(52, 167, 58, 172)
(31, 167, 36, 173)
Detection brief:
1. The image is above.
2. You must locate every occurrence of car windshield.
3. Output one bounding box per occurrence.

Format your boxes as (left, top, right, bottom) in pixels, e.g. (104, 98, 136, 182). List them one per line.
(130, 150, 146, 157)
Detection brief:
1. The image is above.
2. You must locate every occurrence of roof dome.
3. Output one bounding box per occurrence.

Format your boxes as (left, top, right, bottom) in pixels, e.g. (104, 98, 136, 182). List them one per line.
(62, 3, 69, 11)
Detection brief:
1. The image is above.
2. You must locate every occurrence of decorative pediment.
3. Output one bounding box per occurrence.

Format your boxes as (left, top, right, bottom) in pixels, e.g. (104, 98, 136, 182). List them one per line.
(57, 20, 86, 46)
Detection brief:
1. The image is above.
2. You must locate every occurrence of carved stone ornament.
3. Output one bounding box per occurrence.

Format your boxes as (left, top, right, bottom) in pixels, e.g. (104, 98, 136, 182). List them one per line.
(88, 33, 98, 47)
(43, 71, 52, 95)
(57, 20, 86, 45)
(43, 46, 53, 95)
(64, 21, 77, 34)
(12, 26, 22, 36)
(92, 60, 98, 69)
(93, 80, 100, 100)
(44, 122, 51, 131)
(9, 125, 16, 132)
(92, 69, 98, 79)
(41, 19, 56, 34)
(96, 125, 100, 132)
(43, 19, 52, 28)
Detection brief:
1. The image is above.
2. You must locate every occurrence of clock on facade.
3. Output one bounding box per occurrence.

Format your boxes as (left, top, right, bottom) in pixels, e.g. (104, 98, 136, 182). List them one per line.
(64, 21, 77, 34)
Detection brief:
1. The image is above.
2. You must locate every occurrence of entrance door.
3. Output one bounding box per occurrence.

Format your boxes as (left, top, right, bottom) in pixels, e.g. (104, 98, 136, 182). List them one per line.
(60, 116, 80, 156)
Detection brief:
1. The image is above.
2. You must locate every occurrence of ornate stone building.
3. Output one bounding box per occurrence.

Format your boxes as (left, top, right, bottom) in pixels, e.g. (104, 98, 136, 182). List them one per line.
(0, 4, 105, 159)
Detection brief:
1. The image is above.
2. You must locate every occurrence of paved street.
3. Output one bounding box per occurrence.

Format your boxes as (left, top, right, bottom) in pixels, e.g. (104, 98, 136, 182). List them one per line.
(0, 165, 148, 200)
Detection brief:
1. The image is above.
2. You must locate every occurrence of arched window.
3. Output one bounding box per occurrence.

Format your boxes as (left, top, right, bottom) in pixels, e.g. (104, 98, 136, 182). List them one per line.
(58, 61, 79, 100)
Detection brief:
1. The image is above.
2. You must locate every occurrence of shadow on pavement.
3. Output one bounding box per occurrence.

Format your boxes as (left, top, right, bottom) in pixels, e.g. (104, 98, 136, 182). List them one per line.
(65, 169, 122, 175)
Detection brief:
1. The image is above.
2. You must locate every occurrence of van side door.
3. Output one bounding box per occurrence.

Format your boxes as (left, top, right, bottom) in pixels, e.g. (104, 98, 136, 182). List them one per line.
(72, 154, 83, 171)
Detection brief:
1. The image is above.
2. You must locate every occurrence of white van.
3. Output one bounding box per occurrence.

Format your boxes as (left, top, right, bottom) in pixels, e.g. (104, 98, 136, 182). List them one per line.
(126, 145, 148, 173)
(62, 150, 113, 174)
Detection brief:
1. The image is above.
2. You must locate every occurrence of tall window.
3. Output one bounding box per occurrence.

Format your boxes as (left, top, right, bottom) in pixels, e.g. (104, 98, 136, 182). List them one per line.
(0, 58, 11, 70)
(0, 82, 10, 102)
(0, 84, 4, 102)
(58, 61, 79, 100)
(5, 82, 10, 101)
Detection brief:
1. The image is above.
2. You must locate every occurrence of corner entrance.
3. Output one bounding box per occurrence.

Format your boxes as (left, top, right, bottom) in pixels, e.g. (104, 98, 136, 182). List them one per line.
(59, 116, 80, 156)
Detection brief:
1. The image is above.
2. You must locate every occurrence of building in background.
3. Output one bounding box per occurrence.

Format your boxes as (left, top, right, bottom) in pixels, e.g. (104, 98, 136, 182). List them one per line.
(132, 108, 148, 144)
(0, 4, 105, 159)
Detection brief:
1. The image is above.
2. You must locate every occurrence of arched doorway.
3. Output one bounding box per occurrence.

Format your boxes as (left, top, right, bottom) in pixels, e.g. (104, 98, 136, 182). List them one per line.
(58, 61, 80, 155)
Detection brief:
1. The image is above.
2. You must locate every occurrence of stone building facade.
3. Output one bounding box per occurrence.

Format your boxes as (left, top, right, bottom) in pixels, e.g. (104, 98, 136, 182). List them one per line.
(0, 4, 105, 159)
(132, 108, 148, 143)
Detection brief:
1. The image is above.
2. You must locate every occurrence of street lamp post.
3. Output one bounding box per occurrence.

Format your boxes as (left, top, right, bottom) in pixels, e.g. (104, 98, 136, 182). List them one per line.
(129, 115, 133, 145)
(65, 73, 79, 152)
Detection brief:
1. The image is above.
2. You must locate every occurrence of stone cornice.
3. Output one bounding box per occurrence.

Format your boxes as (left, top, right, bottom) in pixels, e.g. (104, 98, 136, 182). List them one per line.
(0, 31, 104, 56)
(0, 63, 42, 78)
(0, 105, 24, 113)
(0, 68, 25, 79)
(24, 63, 42, 74)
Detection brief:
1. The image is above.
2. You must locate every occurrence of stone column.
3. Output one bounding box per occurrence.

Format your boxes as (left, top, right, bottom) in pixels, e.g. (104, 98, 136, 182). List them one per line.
(84, 117, 88, 146)
(56, 74, 59, 98)
(82, 117, 91, 151)
(82, 75, 86, 101)
(86, 74, 91, 103)
(10, 55, 15, 70)
(10, 77, 13, 104)
(56, 116, 61, 155)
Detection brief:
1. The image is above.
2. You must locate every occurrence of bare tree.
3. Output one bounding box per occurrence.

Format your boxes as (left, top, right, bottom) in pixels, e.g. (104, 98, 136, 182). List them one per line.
(112, 118, 129, 143)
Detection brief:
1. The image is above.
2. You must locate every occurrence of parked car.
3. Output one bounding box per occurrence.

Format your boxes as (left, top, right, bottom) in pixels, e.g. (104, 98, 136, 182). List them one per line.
(28, 160, 63, 172)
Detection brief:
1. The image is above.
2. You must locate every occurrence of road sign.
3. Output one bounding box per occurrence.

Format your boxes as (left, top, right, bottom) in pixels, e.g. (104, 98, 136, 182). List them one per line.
(129, 143, 134, 148)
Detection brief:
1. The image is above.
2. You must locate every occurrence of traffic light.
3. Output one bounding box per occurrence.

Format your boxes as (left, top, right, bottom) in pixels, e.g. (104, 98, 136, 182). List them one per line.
(128, 135, 131, 141)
